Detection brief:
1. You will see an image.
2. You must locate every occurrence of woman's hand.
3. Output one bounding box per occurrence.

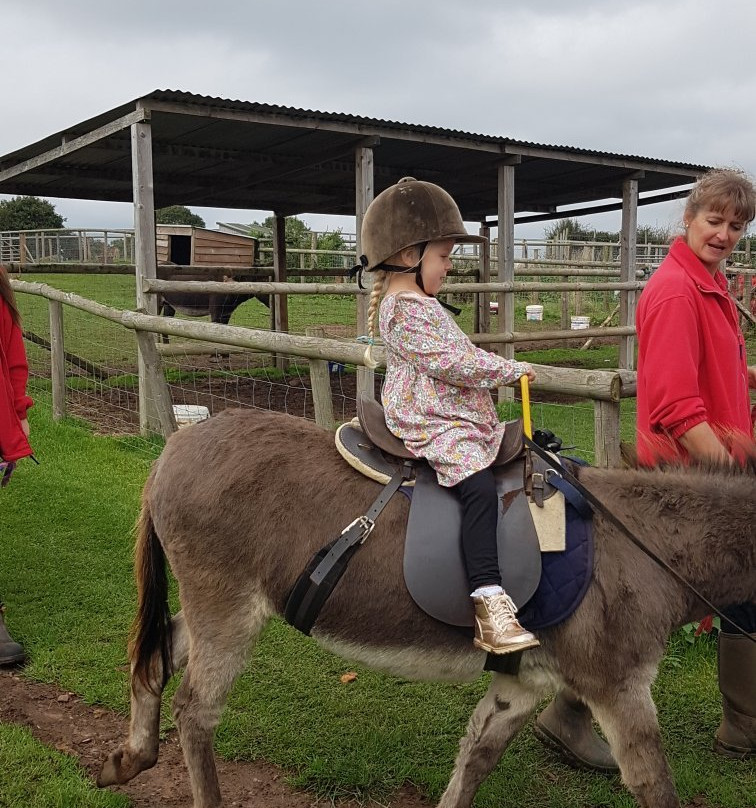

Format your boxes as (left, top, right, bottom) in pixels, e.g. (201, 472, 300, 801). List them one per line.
(748, 365, 756, 389)
(678, 422, 732, 464)
(20, 418, 30, 437)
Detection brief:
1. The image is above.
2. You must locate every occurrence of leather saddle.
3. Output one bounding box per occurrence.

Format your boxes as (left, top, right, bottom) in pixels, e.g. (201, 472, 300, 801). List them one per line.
(349, 395, 567, 627)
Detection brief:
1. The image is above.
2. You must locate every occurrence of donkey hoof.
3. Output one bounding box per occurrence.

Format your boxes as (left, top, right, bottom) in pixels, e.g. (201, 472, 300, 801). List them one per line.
(97, 748, 124, 786)
(98, 747, 157, 787)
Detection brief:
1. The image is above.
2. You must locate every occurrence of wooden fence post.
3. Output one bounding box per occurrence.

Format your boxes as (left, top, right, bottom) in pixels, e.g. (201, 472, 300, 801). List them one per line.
(594, 400, 622, 468)
(49, 299, 66, 421)
(306, 326, 337, 430)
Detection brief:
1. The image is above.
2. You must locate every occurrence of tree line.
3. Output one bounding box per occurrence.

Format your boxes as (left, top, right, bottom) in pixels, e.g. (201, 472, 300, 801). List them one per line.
(5, 197, 751, 257)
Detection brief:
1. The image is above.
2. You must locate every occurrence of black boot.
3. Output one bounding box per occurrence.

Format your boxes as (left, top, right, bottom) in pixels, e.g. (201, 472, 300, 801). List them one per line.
(0, 603, 25, 666)
(714, 632, 756, 758)
(534, 687, 618, 773)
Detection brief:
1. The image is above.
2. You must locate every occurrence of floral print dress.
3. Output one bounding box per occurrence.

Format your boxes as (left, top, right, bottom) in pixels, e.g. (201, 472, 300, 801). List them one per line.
(379, 292, 530, 487)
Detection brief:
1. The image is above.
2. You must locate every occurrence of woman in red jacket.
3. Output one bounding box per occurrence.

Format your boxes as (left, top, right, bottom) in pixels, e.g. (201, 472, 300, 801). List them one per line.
(636, 168, 756, 759)
(0, 264, 32, 666)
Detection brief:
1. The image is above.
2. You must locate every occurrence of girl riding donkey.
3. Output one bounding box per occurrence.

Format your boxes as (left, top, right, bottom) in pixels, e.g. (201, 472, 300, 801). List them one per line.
(359, 176, 537, 654)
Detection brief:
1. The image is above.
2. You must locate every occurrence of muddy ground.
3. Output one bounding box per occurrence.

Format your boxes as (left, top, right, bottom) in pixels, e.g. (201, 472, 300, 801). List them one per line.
(0, 668, 431, 808)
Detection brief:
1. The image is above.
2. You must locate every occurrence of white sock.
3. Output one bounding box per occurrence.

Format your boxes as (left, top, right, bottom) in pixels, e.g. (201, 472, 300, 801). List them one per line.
(470, 585, 503, 599)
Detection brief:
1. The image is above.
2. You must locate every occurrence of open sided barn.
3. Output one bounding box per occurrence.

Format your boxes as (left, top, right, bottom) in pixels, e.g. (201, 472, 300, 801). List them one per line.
(0, 90, 710, 456)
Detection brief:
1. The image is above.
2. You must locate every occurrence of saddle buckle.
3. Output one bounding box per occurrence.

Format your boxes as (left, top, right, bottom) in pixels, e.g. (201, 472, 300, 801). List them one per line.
(531, 472, 545, 508)
(341, 515, 375, 544)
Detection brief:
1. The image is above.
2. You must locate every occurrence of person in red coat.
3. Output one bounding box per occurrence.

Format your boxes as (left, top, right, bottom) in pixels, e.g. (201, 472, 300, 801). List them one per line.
(636, 168, 756, 760)
(0, 264, 32, 665)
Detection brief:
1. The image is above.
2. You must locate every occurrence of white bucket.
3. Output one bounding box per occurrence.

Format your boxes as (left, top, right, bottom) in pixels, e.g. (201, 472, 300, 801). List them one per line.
(173, 404, 210, 427)
(570, 316, 591, 330)
(525, 304, 544, 321)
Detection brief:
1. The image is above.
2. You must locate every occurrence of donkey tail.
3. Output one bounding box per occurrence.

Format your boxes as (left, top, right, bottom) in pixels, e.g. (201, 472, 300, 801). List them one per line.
(129, 497, 173, 696)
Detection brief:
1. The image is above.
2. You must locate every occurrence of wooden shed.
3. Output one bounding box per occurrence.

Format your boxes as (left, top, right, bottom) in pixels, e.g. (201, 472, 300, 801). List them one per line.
(156, 225, 258, 268)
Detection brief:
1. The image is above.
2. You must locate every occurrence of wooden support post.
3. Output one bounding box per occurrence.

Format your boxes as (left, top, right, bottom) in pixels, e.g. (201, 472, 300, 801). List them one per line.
(594, 399, 622, 468)
(620, 177, 639, 370)
(497, 160, 517, 402)
(476, 223, 491, 340)
(131, 118, 163, 435)
(559, 230, 569, 330)
(306, 326, 337, 430)
(272, 213, 289, 373)
(355, 145, 375, 398)
(49, 299, 66, 421)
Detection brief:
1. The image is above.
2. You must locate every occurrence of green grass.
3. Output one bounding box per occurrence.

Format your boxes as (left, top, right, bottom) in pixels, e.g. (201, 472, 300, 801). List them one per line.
(0, 724, 129, 808)
(2, 402, 754, 808)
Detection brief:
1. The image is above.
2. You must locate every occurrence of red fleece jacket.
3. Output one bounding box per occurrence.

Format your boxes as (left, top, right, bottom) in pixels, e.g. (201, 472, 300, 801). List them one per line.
(0, 298, 33, 462)
(636, 238, 752, 465)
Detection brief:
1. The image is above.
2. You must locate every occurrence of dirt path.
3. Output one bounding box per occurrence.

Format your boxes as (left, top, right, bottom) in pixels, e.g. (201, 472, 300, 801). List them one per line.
(0, 668, 431, 808)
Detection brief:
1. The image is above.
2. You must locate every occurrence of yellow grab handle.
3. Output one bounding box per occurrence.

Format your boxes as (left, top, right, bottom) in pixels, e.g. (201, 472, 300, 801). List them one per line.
(520, 375, 532, 439)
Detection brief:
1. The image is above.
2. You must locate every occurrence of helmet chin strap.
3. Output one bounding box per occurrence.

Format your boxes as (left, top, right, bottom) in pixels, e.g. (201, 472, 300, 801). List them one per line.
(381, 249, 461, 314)
(355, 242, 461, 315)
(412, 242, 429, 293)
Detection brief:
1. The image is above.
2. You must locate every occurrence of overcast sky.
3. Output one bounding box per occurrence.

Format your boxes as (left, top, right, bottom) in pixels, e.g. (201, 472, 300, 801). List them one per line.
(2, 0, 755, 240)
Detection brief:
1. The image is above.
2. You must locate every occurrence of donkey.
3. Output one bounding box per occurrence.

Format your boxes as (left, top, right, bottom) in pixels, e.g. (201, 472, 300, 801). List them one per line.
(158, 272, 270, 341)
(97, 407, 756, 808)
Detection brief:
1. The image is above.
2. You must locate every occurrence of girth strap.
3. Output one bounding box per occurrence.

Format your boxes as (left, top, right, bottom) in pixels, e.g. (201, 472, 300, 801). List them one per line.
(285, 460, 415, 635)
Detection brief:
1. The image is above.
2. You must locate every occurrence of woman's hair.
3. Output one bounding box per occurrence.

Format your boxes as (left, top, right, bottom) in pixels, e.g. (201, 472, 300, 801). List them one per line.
(363, 269, 388, 369)
(0, 266, 21, 327)
(684, 168, 756, 225)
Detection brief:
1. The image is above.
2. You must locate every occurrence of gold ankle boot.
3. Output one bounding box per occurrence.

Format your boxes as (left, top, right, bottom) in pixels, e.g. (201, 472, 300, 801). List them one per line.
(472, 592, 540, 654)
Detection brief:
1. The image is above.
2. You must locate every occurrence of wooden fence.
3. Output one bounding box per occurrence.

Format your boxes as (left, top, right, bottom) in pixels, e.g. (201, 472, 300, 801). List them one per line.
(13, 279, 636, 467)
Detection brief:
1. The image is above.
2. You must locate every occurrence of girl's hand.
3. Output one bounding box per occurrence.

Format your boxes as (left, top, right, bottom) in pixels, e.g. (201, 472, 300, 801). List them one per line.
(20, 418, 30, 437)
(522, 364, 536, 383)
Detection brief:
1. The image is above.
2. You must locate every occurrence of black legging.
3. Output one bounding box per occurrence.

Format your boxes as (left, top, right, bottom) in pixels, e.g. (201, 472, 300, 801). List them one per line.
(455, 466, 502, 591)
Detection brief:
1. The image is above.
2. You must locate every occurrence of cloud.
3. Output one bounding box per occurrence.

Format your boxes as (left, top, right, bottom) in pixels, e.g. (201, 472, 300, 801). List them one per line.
(2, 0, 756, 235)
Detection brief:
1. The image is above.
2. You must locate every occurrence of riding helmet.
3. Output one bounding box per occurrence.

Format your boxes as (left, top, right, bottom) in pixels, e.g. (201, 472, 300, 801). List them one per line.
(359, 177, 486, 271)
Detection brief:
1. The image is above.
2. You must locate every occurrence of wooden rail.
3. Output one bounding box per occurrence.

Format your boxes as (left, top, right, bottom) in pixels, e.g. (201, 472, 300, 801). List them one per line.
(13, 279, 637, 466)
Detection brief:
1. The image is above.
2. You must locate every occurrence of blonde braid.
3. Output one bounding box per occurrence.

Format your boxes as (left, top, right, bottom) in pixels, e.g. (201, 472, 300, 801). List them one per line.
(363, 270, 387, 369)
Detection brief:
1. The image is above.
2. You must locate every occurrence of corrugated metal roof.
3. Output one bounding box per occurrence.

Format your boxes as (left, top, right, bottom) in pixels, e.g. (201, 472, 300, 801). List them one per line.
(143, 89, 708, 171)
(0, 89, 709, 219)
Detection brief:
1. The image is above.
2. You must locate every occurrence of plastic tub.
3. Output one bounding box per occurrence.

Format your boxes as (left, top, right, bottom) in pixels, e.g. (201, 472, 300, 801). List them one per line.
(525, 304, 544, 321)
(173, 404, 210, 427)
(570, 316, 591, 330)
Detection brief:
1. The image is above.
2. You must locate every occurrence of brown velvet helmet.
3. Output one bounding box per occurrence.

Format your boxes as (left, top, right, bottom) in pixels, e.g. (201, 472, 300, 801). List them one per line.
(359, 177, 486, 271)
